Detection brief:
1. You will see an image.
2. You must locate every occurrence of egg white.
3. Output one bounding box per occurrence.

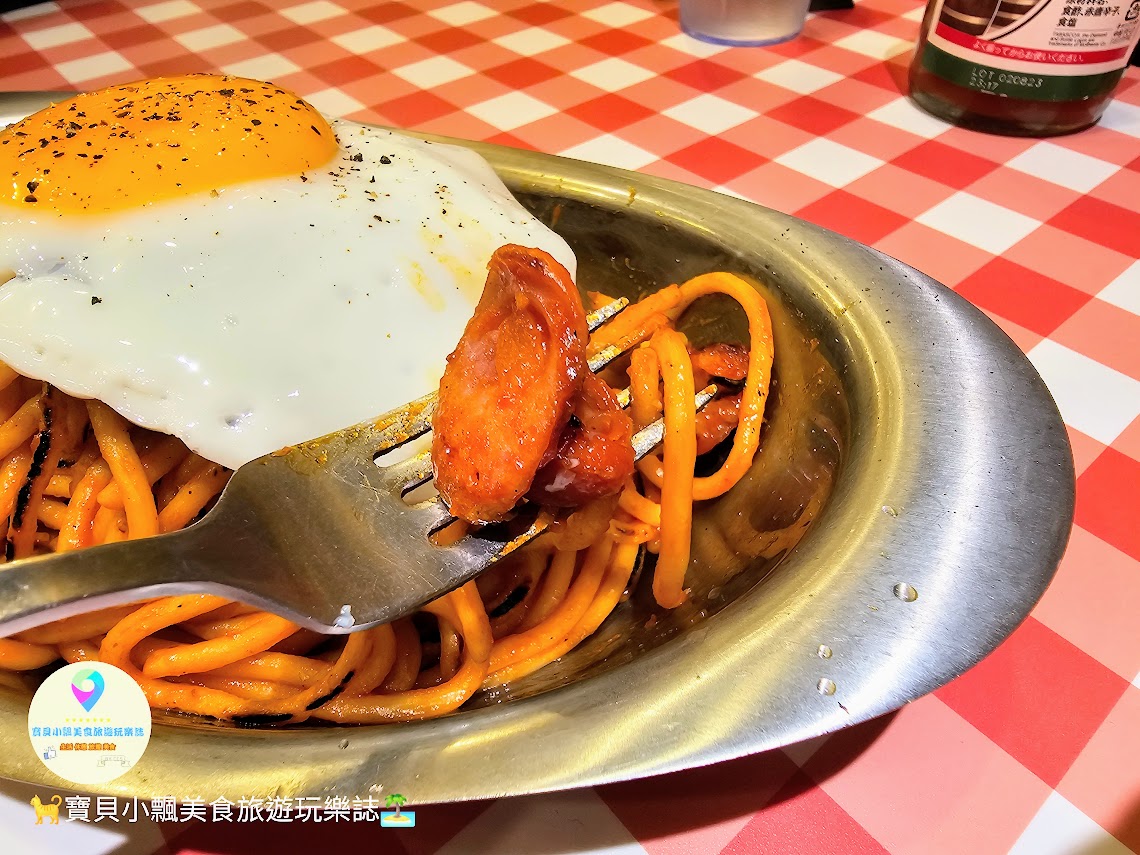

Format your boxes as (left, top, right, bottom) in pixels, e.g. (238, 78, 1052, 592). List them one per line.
(0, 119, 575, 470)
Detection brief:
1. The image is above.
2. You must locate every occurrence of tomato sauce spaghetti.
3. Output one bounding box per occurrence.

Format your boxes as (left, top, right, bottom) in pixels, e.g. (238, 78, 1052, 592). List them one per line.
(0, 257, 773, 725)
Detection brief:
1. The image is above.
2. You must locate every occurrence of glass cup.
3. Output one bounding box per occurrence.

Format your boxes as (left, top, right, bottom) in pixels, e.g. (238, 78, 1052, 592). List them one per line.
(679, 0, 812, 46)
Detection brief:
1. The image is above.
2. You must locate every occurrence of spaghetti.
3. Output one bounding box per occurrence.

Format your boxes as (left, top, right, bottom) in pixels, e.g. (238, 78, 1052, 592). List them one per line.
(0, 270, 773, 725)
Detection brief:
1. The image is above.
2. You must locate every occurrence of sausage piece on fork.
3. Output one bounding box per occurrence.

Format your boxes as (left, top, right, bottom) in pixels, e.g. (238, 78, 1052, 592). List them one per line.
(432, 244, 590, 524)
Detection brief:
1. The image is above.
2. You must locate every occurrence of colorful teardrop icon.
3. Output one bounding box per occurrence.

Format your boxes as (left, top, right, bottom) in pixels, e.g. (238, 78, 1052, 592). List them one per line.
(70, 669, 105, 713)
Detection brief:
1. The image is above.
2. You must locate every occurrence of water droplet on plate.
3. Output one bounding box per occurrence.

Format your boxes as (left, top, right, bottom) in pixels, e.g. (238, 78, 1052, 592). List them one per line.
(817, 678, 837, 696)
(817, 644, 833, 659)
(334, 604, 355, 629)
(893, 582, 918, 602)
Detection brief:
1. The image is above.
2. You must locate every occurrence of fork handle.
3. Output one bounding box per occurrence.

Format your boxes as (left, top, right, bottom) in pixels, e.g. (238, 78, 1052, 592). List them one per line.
(0, 523, 249, 638)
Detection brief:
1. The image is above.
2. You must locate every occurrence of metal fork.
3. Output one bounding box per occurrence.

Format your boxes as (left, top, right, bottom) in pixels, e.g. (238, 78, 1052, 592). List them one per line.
(0, 299, 717, 635)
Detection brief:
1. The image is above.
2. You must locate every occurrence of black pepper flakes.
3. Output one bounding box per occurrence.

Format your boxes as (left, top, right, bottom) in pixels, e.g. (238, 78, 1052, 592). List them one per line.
(90, 296, 102, 305)
(379, 156, 392, 165)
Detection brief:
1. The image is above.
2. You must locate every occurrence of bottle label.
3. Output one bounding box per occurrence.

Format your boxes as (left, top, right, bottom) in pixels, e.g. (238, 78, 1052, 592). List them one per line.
(920, 0, 1140, 100)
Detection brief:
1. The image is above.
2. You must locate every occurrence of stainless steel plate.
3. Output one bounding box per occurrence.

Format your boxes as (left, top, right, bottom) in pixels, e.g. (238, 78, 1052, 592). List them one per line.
(0, 93, 1074, 802)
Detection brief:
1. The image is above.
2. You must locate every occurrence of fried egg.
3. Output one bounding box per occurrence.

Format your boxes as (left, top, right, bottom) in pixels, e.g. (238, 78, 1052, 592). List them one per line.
(0, 75, 575, 469)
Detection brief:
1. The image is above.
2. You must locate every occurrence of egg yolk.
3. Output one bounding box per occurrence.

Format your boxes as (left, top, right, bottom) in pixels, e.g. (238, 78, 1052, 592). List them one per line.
(0, 74, 339, 216)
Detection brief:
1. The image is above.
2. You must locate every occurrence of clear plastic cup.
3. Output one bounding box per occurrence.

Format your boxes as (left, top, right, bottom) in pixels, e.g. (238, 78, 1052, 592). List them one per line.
(679, 0, 812, 47)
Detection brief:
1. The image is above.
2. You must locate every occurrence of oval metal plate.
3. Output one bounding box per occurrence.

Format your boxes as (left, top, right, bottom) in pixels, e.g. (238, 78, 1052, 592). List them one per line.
(0, 93, 1074, 802)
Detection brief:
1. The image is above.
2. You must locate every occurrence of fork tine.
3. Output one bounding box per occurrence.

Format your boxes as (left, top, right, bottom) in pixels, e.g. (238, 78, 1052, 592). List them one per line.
(597, 380, 711, 419)
(586, 297, 628, 332)
(375, 450, 432, 494)
(497, 513, 552, 559)
(413, 496, 456, 535)
(631, 385, 717, 461)
(372, 392, 437, 459)
(587, 344, 625, 374)
(439, 512, 553, 579)
(399, 454, 435, 495)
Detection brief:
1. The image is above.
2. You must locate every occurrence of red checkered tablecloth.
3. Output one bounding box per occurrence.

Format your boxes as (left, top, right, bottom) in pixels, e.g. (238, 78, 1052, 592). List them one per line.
(2, 1, 1139, 853)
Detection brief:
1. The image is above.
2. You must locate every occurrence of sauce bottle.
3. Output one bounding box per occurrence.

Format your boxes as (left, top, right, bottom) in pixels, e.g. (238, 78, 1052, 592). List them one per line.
(909, 0, 1140, 136)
